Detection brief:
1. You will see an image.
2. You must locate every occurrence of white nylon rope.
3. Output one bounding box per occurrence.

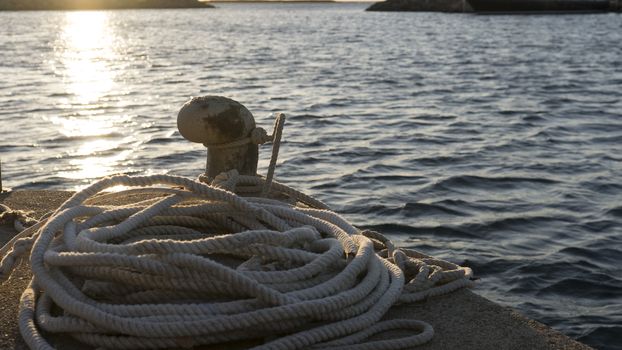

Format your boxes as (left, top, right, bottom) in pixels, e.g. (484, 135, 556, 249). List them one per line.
(0, 174, 474, 350)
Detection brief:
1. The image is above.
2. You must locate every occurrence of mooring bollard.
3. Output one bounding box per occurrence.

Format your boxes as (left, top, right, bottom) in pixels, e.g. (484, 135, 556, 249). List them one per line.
(177, 96, 259, 179)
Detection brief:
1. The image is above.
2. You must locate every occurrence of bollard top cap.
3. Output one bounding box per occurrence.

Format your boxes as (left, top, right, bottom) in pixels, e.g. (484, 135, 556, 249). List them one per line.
(177, 96, 256, 145)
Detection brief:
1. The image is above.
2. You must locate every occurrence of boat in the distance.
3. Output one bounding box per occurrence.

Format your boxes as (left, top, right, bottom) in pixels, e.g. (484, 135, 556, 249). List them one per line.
(467, 0, 613, 13)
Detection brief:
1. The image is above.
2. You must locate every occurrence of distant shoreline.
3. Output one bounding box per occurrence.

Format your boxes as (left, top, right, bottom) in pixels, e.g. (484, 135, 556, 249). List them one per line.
(0, 0, 213, 11)
(206, 0, 335, 3)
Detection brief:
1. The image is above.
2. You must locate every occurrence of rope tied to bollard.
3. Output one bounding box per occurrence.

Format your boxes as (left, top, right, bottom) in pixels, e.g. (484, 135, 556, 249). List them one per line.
(201, 113, 285, 150)
(0, 173, 474, 350)
(199, 113, 286, 197)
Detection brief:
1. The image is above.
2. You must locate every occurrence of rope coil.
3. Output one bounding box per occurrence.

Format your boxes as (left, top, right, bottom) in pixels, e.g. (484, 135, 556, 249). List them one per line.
(0, 174, 473, 350)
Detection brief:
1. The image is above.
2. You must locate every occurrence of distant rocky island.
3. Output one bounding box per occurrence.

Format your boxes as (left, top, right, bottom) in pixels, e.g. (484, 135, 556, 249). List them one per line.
(210, 0, 334, 2)
(0, 0, 213, 10)
(366, 0, 621, 12)
(366, 0, 470, 12)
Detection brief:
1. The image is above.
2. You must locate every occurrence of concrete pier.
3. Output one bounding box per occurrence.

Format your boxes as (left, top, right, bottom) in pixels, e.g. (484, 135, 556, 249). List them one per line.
(1, 190, 593, 350)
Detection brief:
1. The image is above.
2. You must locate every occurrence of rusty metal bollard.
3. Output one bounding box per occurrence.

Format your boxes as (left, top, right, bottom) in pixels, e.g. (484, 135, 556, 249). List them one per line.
(177, 96, 259, 179)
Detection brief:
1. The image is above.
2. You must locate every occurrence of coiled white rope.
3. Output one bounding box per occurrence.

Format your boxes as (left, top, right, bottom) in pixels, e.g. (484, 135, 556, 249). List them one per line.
(0, 173, 473, 350)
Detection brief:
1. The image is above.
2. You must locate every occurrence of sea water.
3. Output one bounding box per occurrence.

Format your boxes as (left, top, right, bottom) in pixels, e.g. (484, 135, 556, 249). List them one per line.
(0, 3, 621, 348)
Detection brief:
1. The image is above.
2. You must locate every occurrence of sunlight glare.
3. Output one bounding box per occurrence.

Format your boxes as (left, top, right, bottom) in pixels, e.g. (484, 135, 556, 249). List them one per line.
(59, 150, 133, 181)
(59, 12, 116, 104)
(50, 115, 117, 138)
(52, 12, 134, 184)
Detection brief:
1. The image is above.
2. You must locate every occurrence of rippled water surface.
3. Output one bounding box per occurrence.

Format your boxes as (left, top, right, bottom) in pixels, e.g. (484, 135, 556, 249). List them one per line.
(1, 3, 621, 348)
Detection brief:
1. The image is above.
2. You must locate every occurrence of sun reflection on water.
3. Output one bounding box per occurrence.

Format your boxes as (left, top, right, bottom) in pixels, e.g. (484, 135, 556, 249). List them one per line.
(51, 115, 117, 138)
(60, 12, 117, 105)
(54, 12, 133, 187)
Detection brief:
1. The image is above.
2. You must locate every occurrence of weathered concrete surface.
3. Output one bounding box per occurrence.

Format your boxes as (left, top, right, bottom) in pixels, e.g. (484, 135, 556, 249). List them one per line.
(0, 190, 593, 350)
(366, 0, 472, 12)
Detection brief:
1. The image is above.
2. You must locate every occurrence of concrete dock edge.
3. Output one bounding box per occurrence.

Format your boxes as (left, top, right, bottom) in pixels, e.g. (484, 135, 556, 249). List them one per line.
(0, 190, 594, 350)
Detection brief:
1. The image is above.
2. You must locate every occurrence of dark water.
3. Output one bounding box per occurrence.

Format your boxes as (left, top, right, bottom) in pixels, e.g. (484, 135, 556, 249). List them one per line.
(1, 3, 621, 348)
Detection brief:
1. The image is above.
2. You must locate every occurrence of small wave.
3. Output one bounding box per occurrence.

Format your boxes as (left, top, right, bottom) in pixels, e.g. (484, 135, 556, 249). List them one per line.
(589, 134, 622, 145)
(269, 96, 289, 101)
(518, 260, 601, 276)
(406, 134, 463, 145)
(460, 257, 519, 276)
(374, 174, 426, 182)
(0, 144, 33, 152)
(411, 155, 475, 167)
(605, 206, 622, 218)
(522, 115, 547, 122)
(402, 202, 468, 217)
(574, 122, 622, 133)
(340, 204, 402, 216)
(506, 259, 622, 299)
(361, 223, 478, 239)
(458, 215, 566, 236)
(427, 175, 559, 192)
(12, 177, 68, 190)
(152, 151, 204, 167)
(580, 219, 619, 233)
(542, 82, 582, 91)
(294, 114, 327, 120)
(577, 326, 622, 350)
(42, 133, 124, 143)
(47, 92, 72, 98)
(413, 114, 457, 121)
(559, 246, 620, 266)
(235, 84, 268, 90)
(538, 277, 622, 299)
(163, 80, 190, 85)
(197, 75, 224, 80)
(310, 182, 339, 190)
(145, 137, 177, 145)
